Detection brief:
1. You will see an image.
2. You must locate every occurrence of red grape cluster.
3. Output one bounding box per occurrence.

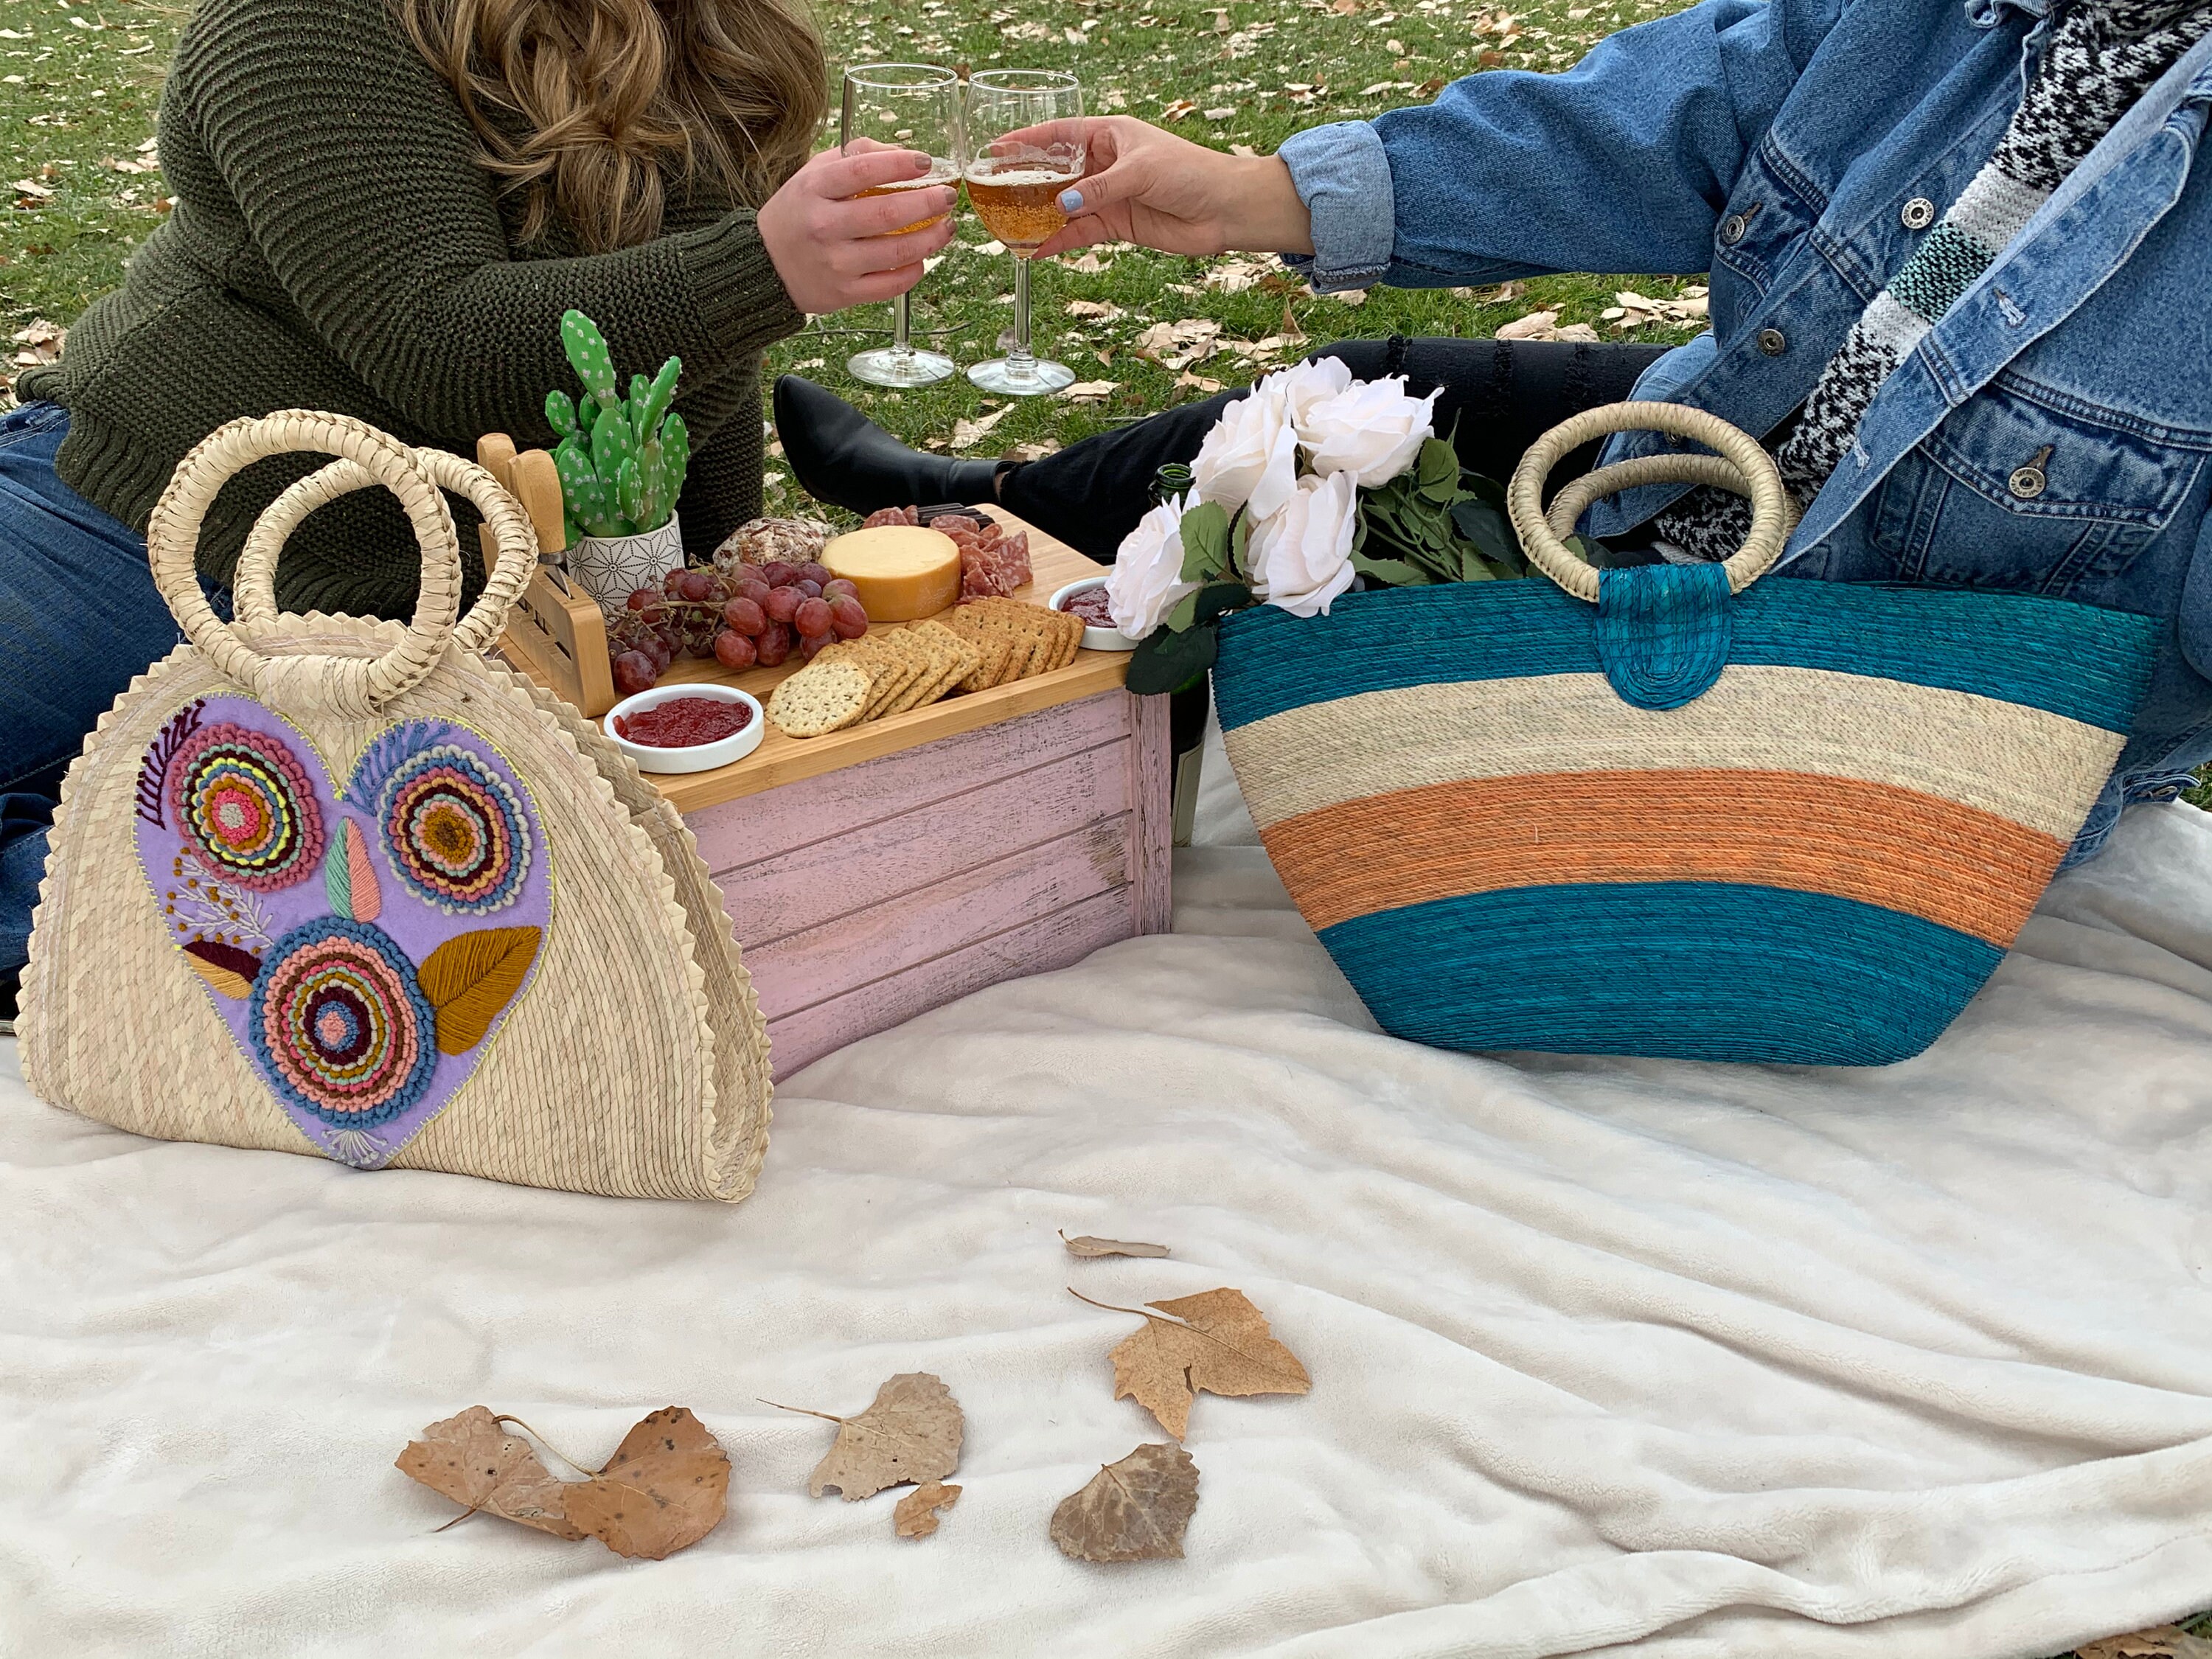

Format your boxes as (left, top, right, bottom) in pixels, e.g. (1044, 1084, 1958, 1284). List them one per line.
(607, 560, 868, 697)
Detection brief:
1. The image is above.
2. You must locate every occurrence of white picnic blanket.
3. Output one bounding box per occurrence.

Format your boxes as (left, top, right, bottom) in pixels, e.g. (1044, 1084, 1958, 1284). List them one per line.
(6, 730, 2212, 1659)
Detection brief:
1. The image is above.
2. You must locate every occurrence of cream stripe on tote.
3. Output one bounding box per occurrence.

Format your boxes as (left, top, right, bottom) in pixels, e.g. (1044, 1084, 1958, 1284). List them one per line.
(1224, 667, 2126, 841)
(19, 411, 773, 1201)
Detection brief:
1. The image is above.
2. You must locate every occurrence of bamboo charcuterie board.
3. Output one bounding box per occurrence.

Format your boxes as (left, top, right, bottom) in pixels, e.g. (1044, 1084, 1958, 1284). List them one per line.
(647, 520, 1127, 810)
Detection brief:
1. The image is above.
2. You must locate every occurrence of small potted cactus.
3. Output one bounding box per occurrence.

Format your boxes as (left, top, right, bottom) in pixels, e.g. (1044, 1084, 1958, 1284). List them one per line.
(546, 309, 692, 616)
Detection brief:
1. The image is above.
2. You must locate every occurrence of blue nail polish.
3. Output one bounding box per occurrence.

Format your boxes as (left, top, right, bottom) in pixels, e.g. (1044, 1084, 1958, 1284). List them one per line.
(1058, 187, 1084, 213)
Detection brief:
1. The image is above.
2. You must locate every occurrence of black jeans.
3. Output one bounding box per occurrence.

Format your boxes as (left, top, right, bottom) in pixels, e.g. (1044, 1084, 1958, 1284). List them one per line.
(998, 336, 1672, 562)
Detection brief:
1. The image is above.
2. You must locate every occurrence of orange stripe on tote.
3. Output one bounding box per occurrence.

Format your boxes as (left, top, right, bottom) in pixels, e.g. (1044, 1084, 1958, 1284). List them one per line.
(1262, 768, 2069, 943)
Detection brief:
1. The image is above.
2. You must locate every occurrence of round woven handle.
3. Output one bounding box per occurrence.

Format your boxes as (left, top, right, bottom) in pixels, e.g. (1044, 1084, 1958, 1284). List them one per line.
(148, 411, 497, 717)
(228, 448, 538, 658)
(1504, 402, 1795, 603)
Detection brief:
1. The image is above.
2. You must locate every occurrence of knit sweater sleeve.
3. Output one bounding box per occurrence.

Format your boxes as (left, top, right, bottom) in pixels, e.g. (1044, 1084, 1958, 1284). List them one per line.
(174, 0, 803, 448)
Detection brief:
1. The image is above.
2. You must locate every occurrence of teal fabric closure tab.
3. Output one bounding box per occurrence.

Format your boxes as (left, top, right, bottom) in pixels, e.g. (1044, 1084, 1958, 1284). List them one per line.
(1593, 563, 1733, 709)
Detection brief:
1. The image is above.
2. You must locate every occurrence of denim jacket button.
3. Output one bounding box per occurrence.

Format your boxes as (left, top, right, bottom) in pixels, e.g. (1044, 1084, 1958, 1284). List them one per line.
(2008, 463, 2047, 499)
(1900, 196, 1936, 230)
(1719, 212, 1749, 246)
(1756, 327, 1788, 356)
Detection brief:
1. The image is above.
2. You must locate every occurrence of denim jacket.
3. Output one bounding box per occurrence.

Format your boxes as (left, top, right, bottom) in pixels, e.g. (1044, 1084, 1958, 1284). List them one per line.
(1281, 0, 2212, 861)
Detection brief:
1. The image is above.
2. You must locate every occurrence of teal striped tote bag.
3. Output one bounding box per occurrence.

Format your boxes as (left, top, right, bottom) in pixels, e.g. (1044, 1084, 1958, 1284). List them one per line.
(1211, 403, 2161, 1066)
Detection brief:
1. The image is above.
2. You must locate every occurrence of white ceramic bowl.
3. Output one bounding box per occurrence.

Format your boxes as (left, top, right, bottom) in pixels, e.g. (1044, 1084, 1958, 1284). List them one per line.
(1050, 577, 1137, 653)
(602, 682, 765, 775)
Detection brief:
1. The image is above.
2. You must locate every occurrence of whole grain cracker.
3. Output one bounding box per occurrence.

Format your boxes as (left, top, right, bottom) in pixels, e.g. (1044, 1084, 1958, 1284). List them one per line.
(767, 658, 872, 737)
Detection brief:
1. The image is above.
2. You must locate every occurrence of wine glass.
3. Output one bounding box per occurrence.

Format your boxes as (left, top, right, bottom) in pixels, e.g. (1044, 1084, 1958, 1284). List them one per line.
(842, 63, 962, 389)
(961, 69, 1085, 396)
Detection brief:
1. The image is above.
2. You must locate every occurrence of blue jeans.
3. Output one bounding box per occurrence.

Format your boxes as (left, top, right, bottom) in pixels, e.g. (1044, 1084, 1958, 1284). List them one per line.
(0, 402, 204, 975)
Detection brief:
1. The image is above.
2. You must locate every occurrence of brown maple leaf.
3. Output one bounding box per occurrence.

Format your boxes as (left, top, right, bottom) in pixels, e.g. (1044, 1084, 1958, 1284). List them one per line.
(893, 1481, 962, 1540)
(764, 1372, 964, 1501)
(1050, 1443, 1200, 1562)
(1074, 1287, 1312, 1439)
(563, 1406, 731, 1561)
(394, 1406, 585, 1540)
(1062, 1231, 1171, 1259)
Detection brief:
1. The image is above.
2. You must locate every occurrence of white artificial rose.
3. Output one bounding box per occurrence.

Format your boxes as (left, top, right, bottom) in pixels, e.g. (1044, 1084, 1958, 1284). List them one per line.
(1106, 493, 1201, 639)
(1274, 355, 1354, 432)
(1189, 375, 1299, 522)
(1245, 470, 1360, 619)
(1298, 375, 1443, 488)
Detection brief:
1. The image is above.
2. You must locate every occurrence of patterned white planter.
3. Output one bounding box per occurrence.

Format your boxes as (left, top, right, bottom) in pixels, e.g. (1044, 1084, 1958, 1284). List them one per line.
(567, 513, 684, 618)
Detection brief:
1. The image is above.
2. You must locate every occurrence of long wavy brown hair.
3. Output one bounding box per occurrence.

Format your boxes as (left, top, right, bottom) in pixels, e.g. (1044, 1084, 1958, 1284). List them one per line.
(394, 0, 827, 251)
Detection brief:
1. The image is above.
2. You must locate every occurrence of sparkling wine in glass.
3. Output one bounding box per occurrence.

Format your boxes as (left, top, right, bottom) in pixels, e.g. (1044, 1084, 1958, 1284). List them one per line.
(961, 69, 1084, 396)
(842, 63, 961, 389)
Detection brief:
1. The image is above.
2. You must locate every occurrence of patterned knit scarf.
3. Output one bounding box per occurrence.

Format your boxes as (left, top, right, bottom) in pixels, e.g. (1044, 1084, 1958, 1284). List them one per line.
(1655, 0, 2212, 563)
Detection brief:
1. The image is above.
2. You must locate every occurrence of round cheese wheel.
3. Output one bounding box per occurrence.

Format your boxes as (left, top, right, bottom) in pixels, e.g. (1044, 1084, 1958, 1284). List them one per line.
(821, 525, 962, 622)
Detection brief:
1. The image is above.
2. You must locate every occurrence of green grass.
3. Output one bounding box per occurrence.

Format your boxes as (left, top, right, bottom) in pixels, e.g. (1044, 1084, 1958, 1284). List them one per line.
(4, 10, 2211, 1646)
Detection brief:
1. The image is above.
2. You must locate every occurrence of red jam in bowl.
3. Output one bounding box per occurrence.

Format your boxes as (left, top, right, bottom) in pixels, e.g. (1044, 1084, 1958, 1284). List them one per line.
(1058, 585, 1116, 627)
(614, 695, 754, 748)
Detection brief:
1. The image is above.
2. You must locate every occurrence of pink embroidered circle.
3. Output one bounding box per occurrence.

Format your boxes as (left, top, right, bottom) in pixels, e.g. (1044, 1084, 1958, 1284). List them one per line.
(167, 723, 326, 891)
(248, 918, 436, 1127)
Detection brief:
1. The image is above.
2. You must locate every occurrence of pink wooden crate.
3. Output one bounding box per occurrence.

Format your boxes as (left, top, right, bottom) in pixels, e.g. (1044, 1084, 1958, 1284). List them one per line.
(689, 689, 1171, 1077)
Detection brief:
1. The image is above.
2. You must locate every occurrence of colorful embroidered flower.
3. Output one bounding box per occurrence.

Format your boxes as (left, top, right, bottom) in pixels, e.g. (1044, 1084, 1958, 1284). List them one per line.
(375, 745, 534, 915)
(248, 917, 437, 1129)
(165, 723, 326, 891)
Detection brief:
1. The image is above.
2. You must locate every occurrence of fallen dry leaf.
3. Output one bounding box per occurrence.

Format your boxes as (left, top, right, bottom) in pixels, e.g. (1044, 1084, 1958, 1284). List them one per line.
(1004, 439, 1062, 462)
(1200, 257, 1273, 293)
(1173, 372, 1225, 394)
(768, 1372, 964, 1501)
(1059, 380, 1121, 403)
(1062, 1231, 1172, 1259)
(395, 1405, 587, 1540)
(1077, 1287, 1312, 1439)
(893, 1480, 962, 1540)
(1161, 98, 1199, 122)
(1065, 298, 1126, 321)
(950, 404, 1012, 451)
(1061, 251, 1112, 274)
(560, 1407, 729, 1561)
(1495, 309, 1560, 341)
(1051, 1442, 1200, 1562)
(1132, 317, 1222, 369)
(2078, 1630, 2212, 1659)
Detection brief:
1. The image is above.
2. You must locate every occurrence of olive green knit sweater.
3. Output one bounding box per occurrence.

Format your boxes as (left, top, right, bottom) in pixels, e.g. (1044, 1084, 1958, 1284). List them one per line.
(20, 0, 804, 619)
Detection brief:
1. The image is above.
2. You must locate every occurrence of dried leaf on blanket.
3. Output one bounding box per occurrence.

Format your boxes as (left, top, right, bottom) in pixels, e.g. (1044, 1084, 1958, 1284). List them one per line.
(394, 1406, 585, 1540)
(1075, 1287, 1311, 1439)
(1050, 1442, 1200, 1562)
(765, 1372, 964, 1501)
(563, 1407, 731, 1560)
(892, 1481, 961, 1540)
(395, 1404, 728, 1559)
(2077, 1630, 2212, 1659)
(1061, 1231, 1171, 1259)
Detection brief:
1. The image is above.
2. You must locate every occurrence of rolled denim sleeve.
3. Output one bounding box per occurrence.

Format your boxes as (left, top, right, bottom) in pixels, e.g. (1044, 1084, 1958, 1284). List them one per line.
(1279, 122, 1396, 291)
(1283, 0, 1843, 290)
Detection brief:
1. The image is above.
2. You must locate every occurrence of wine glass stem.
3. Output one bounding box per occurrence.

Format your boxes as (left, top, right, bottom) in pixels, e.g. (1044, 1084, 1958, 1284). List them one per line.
(1010, 254, 1034, 366)
(891, 291, 914, 363)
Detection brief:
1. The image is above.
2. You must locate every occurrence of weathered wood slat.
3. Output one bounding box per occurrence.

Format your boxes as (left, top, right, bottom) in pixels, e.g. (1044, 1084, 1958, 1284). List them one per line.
(717, 740, 1134, 945)
(739, 818, 1131, 1022)
(689, 692, 1134, 872)
(1129, 691, 1175, 937)
(763, 886, 1138, 1079)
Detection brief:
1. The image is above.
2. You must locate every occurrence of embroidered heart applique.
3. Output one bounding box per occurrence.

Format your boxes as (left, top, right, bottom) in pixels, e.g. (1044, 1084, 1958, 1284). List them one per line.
(133, 696, 551, 1169)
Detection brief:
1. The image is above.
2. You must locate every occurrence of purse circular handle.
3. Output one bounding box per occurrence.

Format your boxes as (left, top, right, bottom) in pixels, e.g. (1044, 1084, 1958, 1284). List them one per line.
(226, 447, 538, 658)
(1504, 401, 1795, 603)
(147, 411, 491, 717)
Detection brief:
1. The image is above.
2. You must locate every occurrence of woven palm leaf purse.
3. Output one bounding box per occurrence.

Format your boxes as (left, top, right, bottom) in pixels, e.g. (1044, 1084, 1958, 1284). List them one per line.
(1213, 403, 2161, 1065)
(20, 411, 773, 1199)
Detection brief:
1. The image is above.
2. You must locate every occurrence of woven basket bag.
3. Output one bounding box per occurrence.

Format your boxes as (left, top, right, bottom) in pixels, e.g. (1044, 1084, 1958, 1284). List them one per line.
(18, 411, 773, 1199)
(1214, 402, 2164, 1065)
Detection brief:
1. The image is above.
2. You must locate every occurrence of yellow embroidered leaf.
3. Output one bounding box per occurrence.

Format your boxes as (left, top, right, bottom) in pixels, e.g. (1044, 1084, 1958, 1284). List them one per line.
(417, 926, 540, 1055)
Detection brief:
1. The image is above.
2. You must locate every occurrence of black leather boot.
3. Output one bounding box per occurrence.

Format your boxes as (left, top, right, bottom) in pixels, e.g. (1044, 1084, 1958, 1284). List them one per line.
(773, 375, 1002, 517)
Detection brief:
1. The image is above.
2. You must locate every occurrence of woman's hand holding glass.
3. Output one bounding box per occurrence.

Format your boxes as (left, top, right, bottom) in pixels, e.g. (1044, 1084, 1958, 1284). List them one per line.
(756, 143, 958, 317)
(1015, 116, 1315, 262)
